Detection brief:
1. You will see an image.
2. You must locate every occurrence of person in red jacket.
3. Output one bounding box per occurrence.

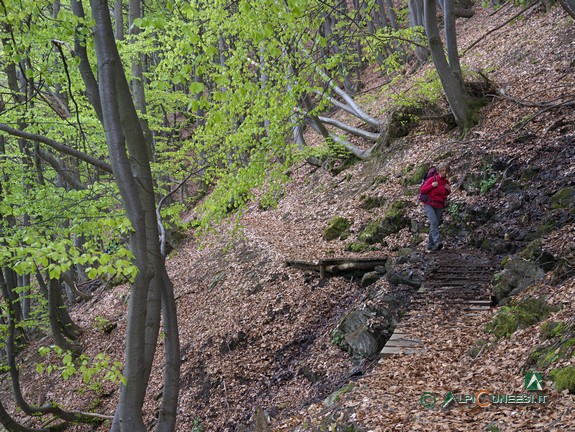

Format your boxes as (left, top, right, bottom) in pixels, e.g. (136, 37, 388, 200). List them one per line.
(420, 162, 451, 251)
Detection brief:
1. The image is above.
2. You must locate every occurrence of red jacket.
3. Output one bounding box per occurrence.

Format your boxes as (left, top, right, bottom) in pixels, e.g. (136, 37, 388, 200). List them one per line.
(420, 175, 450, 208)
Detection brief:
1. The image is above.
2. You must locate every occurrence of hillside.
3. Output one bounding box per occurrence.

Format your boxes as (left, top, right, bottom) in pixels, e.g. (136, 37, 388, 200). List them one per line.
(2, 3, 574, 432)
(154, 4, 575, 430)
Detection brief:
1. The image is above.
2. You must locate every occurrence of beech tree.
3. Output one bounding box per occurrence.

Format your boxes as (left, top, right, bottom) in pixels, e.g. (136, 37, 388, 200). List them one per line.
(423, 0, 475, 129)
(0, 0, 179, 430)
(90, 0, 180, 430)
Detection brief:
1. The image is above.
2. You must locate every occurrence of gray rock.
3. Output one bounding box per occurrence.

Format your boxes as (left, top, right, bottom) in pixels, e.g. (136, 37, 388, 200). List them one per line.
(361, 271, 382, 287)
(494, 257, 545, 303)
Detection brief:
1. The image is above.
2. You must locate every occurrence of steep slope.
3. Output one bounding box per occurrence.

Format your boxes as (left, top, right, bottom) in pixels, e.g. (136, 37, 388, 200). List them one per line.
(162, 5, 575, 431)
(2, 4, 573, 432)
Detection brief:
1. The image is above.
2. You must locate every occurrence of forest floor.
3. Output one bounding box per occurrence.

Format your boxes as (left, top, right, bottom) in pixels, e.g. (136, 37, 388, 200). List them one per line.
(2, 3, 575, 432)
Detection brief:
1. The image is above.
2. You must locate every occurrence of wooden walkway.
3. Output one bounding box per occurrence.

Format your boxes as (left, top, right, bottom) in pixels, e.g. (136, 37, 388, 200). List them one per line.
(380, 248, 495, 358)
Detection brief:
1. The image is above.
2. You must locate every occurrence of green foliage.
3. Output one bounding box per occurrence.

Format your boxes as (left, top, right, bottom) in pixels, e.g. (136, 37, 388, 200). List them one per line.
(480, 174, 499, 195)
(192, 418, 205, 432)
(331, 329, 345, 347)
(551, 366, 575, 393)
(36, 346, 125, 393)
(389, 69, 443, 111)
(363, 26, 427, 74)
(485, 298, 558, 339)
(446, 202, 462, 218)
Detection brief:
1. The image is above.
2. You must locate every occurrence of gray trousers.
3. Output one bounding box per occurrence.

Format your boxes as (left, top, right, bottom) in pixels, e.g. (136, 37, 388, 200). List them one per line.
(423, 204, 443, 248)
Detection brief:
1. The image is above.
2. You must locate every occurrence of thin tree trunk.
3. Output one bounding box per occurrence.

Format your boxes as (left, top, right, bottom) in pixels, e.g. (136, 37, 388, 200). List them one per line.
(70, 0, 104, 122)
(424, 0, 473, 129)
(408, 0, 429, 63)
(115, 0, 124, 40)
(34, 272, 80, 354)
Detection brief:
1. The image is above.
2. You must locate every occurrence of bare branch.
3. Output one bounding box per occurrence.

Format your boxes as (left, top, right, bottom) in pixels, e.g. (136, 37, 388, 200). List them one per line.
(316, 115, 380, 141)
(0, 122, 112, 173)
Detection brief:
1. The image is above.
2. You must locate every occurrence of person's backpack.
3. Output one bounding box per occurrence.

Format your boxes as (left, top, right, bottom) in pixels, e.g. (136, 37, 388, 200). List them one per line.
(418, 166, 438, 203)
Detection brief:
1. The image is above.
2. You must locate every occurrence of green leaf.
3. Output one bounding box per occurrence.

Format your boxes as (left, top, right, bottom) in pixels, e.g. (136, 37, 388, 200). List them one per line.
(189, 82, 205, 94)
(87, 267, 98, 279)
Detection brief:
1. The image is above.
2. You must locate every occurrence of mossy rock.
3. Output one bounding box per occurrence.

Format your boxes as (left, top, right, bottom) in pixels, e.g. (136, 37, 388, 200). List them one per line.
(354, 201, 410, 246)
(387, 199, 409, 217)
(480, 238, 510, 255)
(323, 382, 355, 407)
(528, 345, 561, 369)
(518, 239, 558, 272)
(360, 194, 386, 210)
(323, 216, 352, 241)
(499, 179, 522, 193)
(551, 366, 575, 393)
(530, 213, 560, 240)
(550, 187, 575, 210)
(520, 166, 541, 182)
(540, 321, 572, 340)
(397, 247, 413, 257)
(345, 241, 372, 252)
(406, 164, 430, 186)
(357, 219, 385, 244)
(485, 297, 559, 339)
(527, 339, 575, 370)
(493, 257, 545, 303)
(530, 208, 575, 241)
(519, 239, 543, 261)
(526, 322, 575, 369)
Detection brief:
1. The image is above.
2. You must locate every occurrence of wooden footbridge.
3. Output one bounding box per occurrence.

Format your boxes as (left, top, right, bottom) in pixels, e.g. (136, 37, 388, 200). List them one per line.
(380, 248, 496, 358)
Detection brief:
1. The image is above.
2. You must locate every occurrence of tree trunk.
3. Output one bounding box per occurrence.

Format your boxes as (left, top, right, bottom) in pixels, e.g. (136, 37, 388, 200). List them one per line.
(115, 0, 124, 40)
(90, 1, 179, 431)
(424, 0, 474, 129)
(71, 0, 104, 122)
(408, 0, 430, 63)
(35, 272, 80, 354)
(129, 0, 152, 159)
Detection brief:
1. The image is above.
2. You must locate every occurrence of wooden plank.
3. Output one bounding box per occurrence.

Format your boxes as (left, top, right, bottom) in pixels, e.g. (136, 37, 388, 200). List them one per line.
(385, 340, 424, 348)
(389, 333, 422, 341)
(465, 305, 491, 310)
(380, 346, 423, 356)
(318, 256, 387, 265)
(388, 337, 424, 345)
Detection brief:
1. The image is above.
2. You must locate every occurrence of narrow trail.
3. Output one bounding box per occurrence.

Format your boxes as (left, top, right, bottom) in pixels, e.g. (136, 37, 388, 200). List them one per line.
(381, 248, 496, 357)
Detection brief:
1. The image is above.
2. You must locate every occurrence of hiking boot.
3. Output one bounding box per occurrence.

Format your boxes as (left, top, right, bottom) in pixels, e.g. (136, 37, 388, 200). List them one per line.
(436, 243, 444, 251)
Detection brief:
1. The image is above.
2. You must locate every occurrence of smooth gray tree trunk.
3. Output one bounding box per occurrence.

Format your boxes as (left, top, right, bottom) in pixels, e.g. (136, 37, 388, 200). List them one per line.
(90, 1, 180, 431)
(424, 0, 473, 129)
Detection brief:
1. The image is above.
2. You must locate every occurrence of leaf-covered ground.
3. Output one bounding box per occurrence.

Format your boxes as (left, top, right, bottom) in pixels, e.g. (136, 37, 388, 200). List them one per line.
(2, 4, 575, 432)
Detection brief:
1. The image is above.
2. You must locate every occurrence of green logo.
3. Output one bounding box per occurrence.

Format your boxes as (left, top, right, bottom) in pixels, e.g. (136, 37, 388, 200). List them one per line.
(420, 392, 437, 409)
(525, 372, 543, 391)
(442, 391, 455, 409)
